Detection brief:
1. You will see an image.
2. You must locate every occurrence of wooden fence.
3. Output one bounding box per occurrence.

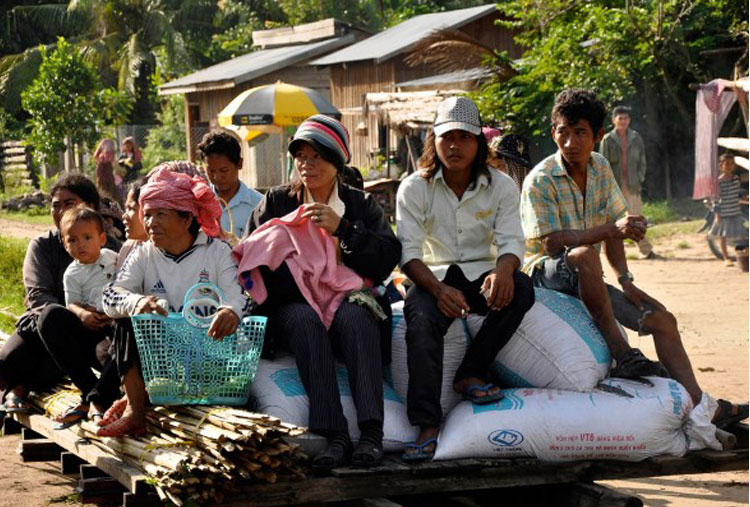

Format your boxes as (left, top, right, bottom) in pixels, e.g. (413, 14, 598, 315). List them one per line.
(0, 141, 37, 192)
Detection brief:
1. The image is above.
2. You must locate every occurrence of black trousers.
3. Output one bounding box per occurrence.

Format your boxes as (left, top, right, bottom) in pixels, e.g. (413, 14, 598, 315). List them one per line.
(272, 301, 384, 435)
(0, 324, 63, 397)
(37, 304, 121, 407)
(404, 265, 535, 427)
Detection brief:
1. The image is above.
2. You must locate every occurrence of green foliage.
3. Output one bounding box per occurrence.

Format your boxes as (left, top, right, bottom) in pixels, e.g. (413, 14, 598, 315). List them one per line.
(0, 235, 27, 334)
(21, 37, 101, 167)
(142, 95, 187, 171)
(471, 0, 747, 197)
(0, 106, 25, 139)
(642, 198, 705, 224)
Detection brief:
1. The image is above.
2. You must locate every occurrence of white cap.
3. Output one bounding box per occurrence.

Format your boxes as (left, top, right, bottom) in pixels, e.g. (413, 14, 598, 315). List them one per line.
(433, 96, 482, 136)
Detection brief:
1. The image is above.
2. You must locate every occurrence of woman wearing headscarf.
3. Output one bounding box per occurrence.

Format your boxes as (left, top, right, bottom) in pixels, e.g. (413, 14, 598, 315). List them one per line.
(237, 115, 401, 470)
(100, 166, 250, 437)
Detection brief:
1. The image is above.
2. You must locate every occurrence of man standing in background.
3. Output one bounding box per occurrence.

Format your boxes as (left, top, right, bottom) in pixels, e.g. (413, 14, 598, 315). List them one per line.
(599, 106, 657, 259)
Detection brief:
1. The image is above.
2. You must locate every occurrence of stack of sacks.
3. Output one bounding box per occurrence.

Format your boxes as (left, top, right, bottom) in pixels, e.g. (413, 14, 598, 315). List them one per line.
(390, 288, 618, 419)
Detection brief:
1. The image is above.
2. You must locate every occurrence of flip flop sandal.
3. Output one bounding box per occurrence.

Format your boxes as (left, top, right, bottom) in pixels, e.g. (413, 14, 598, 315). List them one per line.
(714, 400, 749, 430)
(401, 437, 438, 462)
(352, 441, 383, 468)
(53, 408, 88, 430)
(462, 383, 505, 405)
(3, 394, 30, 414)
(89, 412, 105, 424)
(610, 348, 669, 380)
(97, 398, 127, 426)
(96, 415, 147, 438)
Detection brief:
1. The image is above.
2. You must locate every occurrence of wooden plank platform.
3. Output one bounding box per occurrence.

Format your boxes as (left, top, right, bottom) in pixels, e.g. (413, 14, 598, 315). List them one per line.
(8, 412, 748, 506)
(11, 412, 149, 496)
(219, 448, 747, 506)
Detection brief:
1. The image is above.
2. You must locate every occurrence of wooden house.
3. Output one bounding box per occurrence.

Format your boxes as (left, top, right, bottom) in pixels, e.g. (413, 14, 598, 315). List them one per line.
(311, 4, 524, 171)
(158, 19, 368, 189)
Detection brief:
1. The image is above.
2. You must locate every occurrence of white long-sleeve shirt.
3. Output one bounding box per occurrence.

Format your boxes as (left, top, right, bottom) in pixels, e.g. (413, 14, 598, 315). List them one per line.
(103, 231, 250, 319)
(396, 168, 526, 281)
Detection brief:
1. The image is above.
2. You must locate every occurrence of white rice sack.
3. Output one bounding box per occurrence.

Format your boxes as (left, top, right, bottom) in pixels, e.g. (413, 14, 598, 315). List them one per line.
(390, 301, 468, 417)
(250, 356, 417, 452)
(463, 288, 615, 391)
(435, 376, 692, 462)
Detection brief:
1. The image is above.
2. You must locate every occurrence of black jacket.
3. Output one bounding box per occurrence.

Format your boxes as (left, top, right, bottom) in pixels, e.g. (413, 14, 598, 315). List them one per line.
(245, 181, 401, 363)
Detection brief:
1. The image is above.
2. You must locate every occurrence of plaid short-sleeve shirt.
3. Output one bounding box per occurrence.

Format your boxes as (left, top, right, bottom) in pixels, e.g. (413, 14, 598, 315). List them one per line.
(519, 152, 629, 272)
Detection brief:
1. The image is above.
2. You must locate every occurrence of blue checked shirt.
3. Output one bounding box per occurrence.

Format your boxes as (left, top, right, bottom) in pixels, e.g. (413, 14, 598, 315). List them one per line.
(520, 152, 629, 273)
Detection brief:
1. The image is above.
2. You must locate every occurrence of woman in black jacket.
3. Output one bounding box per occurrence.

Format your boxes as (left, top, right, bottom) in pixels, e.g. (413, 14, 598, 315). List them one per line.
(244, 115, 401, 471)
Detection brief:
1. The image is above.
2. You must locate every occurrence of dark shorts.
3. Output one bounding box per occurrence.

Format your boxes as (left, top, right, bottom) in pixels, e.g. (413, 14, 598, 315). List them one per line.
(531, 251, 659, 336)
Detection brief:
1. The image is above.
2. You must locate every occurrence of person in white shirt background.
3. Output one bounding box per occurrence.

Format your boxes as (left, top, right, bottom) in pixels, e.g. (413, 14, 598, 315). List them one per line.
(396, 97, 534, 461)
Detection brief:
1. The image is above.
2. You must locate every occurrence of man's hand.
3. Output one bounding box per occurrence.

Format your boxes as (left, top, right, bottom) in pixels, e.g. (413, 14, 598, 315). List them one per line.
(621, 281, 666, 312)
(302, 203, 342, 235)
(207, 308, 239, 341)
(433, 283, 470, 319)
(613, 214, 648, 242)
(134, 295, 168, 316)
(481, 262, 515, 310)
(79, 309, 112, 330)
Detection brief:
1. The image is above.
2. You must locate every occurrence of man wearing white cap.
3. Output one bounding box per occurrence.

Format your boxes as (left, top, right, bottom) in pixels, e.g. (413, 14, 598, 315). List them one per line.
(396, 96, 534, 461)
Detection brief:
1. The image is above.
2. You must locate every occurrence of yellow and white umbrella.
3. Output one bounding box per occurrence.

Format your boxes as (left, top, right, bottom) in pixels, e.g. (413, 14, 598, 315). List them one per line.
(218, 81, 340, 130)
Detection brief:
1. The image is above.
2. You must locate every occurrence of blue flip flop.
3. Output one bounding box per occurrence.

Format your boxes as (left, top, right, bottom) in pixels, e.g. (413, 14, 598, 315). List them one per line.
(53, 409, 88, 430)
(401, 438, 438, 462)
(2, 393, 29, 414)
(463, 383, 504, 405)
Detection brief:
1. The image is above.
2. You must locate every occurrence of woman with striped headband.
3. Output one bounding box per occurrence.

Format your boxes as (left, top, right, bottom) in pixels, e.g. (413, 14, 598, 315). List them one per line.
(241, 114, 401, 470)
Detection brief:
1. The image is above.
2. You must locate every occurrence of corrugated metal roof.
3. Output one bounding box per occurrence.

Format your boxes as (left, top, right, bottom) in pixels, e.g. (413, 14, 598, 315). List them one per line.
(159, 35, 353, 95)
(310, 4, 497, 65)
(395, 67, 492, 88)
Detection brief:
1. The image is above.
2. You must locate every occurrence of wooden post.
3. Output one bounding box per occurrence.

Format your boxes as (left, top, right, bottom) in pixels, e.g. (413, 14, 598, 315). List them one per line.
(60, 452, 86, 474)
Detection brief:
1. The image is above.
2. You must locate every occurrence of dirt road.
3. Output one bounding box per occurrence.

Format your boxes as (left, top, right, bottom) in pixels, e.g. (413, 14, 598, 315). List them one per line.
(0, 229, 745, 506)
(0, 218, 52, 240)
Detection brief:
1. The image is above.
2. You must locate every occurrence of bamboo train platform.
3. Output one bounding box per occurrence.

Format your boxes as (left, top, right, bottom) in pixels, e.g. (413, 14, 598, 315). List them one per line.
(5, 407, 748, 507)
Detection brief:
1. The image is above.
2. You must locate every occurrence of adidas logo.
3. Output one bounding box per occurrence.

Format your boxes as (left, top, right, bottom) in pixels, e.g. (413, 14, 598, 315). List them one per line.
(152, 280, 166, 294)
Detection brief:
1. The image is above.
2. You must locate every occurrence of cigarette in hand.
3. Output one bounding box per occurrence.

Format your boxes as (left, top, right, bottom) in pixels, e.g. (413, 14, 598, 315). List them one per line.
(461, 308, 467, 317)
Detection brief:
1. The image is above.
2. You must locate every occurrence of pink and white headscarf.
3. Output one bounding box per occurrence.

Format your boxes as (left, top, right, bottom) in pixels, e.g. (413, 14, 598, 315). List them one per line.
(139, 166, 223, 238)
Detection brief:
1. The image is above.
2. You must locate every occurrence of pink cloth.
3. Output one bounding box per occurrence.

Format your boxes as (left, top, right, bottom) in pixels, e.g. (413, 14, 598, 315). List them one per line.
(232, 206, 364, 329)
(693, 80, 738, 199)
(139, 167, 223, 237)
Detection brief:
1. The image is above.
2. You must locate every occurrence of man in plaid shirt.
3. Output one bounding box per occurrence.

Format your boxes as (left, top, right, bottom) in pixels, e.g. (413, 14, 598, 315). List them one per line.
(519, 89, 747, 427)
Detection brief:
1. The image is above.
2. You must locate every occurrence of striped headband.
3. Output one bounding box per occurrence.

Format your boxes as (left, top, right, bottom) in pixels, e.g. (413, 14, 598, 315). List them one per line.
(289, 114, 351, 165)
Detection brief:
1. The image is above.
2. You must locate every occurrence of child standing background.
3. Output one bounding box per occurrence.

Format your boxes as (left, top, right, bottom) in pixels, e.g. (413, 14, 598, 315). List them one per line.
(709, 154, 748, 266)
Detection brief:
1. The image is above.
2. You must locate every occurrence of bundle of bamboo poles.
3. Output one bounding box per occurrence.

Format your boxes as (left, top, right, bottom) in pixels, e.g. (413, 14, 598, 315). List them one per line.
(28, 387, 308, 505)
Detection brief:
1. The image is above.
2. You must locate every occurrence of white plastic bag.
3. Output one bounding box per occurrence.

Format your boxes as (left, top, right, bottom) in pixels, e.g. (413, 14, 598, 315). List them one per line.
(250, 356, 417, 452)
(435, 376, 692, 462)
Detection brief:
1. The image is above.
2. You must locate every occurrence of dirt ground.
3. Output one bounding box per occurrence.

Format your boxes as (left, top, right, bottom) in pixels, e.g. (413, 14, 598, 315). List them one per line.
(0, 227, 746, 506)
(0, 217, 52, 240)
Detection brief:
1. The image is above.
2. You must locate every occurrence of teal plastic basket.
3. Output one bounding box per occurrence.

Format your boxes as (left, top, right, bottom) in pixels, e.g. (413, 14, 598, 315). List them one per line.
(131, 283, 266, 406)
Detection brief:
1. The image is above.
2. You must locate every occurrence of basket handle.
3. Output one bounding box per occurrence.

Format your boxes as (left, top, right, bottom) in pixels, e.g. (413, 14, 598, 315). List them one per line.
(182, 283, 225, 329)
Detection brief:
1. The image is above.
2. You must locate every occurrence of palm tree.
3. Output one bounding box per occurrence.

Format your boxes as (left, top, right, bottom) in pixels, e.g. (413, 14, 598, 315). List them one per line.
(0, 0, 215, 122)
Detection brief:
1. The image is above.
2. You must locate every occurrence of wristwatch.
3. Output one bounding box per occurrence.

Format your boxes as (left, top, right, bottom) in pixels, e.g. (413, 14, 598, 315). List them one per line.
(617, 272, 634, 285)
